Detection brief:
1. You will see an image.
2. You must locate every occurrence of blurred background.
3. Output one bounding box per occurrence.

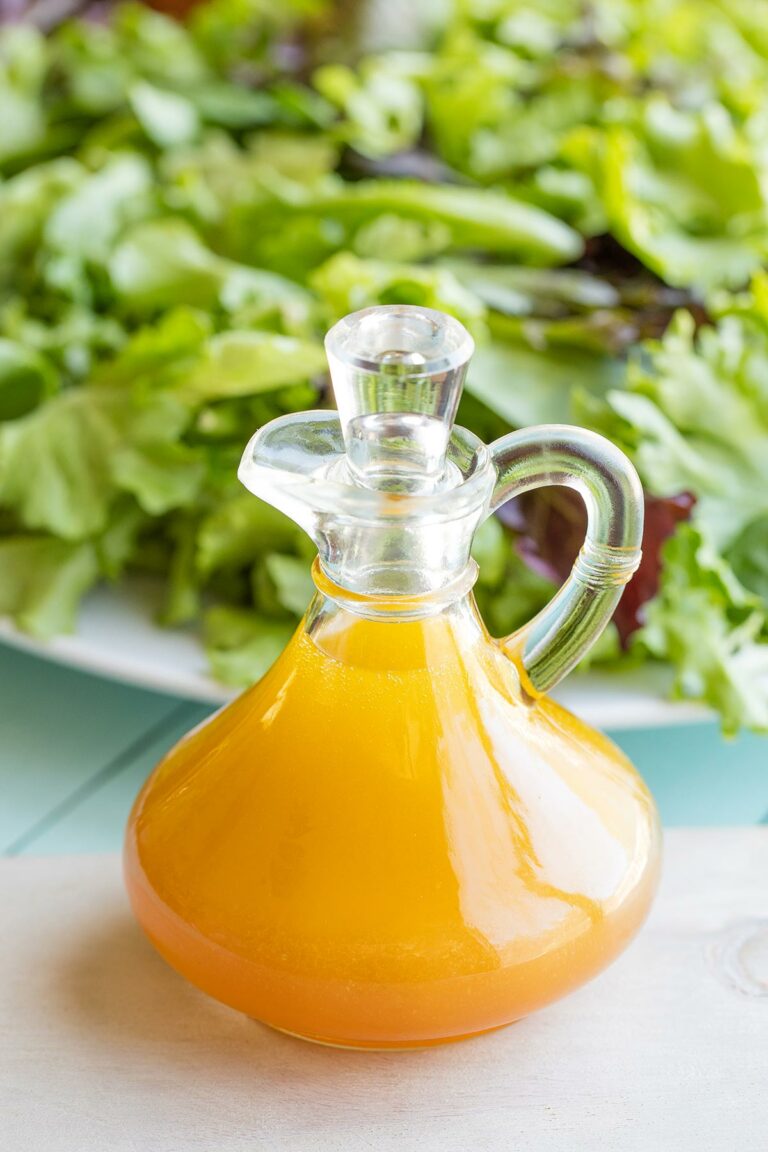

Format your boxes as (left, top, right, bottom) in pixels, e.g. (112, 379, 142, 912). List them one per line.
(0, 0, 767, 853)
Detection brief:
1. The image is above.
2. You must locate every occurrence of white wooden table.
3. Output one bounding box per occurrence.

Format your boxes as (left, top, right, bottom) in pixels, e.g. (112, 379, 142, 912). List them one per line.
(1, 829, 767, 1151)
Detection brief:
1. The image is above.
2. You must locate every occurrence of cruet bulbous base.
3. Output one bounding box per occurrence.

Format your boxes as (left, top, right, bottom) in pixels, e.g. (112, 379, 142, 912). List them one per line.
(124, 588, 661, 1050)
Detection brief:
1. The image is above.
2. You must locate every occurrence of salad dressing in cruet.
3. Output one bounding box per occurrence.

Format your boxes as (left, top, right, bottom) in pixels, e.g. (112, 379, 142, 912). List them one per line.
(125, 305, 660, 1049)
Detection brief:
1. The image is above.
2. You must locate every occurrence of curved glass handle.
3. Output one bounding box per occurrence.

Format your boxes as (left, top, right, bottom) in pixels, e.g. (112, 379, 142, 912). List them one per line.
(487, 425, 644, 695)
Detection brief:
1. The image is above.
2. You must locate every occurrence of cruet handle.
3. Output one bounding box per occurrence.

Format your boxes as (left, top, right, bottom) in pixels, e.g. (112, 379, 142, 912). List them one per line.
(487, 425, 644, 695)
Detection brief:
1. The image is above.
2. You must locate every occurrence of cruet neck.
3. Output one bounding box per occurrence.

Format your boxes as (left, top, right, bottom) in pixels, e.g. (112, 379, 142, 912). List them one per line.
(238, 306, 494, 599)
(309, 556, 480, 621)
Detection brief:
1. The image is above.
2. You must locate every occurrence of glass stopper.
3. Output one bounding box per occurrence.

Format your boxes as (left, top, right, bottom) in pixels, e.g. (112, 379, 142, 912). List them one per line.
(324, 305, 475, 492)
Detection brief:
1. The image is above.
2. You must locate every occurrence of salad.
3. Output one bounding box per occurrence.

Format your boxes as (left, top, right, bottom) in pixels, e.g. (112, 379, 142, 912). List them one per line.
(1, 0, 768, 731)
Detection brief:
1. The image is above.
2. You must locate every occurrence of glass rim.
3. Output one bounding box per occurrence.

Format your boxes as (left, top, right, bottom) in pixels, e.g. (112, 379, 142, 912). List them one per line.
(324, 304, 475, 377)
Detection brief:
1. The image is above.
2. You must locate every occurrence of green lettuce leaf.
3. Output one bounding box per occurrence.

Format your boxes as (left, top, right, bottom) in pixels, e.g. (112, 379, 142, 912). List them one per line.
(0, 303, 125, 381)
(0, 536, 99, 637)
(264, 553, 314, 616)
(593, 307, 768, 550)
(97, 307, 211, 385)
(467, 336, 619, 427)
(180, 331, 326, 401)
(314, 56, 424, 158)
(443, 262, 619, 316)
(128, 81, 200, 147)
(0, 391, 119, 539)
(0, 339, 58, 421)
(159, 515, 201, 626)
(96, 501, 147, 579)
(727, 515, 768, 603)
(44, 154, 154, 265)
(640, 525, 768, 734)
(0, 26, 48, 167)
(109, 218, 237, 311)
(567, 101, 768, 290)
(109, 217, 311, 319)
(312, 179, 584, 264)
(311, 252, 485, 330)
(203, 604, 293, 686)
(112, 441, 205, 515)
(0, 387, 191, 539)
(0, 159, 84, 274)
(197, 494, 298, 575)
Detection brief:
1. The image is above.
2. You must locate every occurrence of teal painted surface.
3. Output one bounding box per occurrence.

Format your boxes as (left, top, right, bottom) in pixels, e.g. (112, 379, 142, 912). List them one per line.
(613, 725, 768, 827)
(0, 642, 766, 854)
(0, 646, 181, 853)
(25, 703, 208, 855)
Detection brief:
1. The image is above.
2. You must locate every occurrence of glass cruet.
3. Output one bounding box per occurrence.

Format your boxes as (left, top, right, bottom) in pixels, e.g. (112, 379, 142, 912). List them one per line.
(124, 305, 661, 1050)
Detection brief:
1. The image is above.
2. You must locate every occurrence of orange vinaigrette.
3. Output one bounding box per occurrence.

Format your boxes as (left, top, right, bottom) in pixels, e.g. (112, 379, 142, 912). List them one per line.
(125, 596, 658, 1047)
(125, 305, 659, 1047)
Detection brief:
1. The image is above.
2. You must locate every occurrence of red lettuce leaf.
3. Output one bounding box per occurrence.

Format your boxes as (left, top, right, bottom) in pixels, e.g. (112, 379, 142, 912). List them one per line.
(496, 487, 696, 646)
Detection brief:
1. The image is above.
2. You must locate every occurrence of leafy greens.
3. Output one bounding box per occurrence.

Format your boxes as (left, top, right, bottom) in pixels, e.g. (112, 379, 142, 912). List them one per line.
(2, 0, 768, 728)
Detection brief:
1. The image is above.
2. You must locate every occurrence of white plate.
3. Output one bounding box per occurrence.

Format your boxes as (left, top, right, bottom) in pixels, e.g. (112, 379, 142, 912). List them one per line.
(0, 576, 710, 730)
